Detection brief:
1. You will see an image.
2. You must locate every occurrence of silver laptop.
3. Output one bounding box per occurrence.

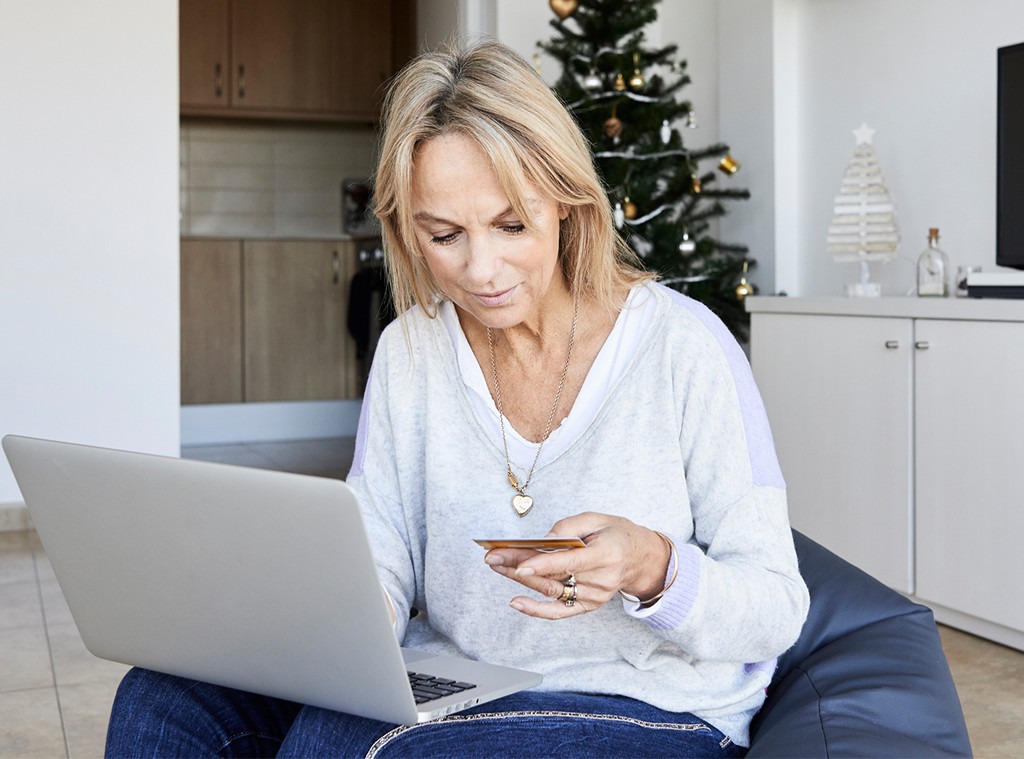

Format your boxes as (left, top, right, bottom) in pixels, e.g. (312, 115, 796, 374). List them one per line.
(2, 434, 541, 725)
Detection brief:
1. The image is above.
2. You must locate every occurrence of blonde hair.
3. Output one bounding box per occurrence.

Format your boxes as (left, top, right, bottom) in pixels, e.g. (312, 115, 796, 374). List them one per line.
(373, 38, 651, 318)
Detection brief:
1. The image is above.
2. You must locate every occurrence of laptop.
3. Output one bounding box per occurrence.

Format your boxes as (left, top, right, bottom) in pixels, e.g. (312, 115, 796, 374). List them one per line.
(2, 434, 542, 725)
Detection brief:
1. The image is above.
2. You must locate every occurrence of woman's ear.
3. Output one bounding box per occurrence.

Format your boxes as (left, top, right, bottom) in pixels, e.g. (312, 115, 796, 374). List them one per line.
(558, 203, 570, 221)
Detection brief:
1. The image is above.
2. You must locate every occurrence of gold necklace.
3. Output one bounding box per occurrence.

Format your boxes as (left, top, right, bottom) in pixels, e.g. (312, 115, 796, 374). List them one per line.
(486, 300, 579, 517)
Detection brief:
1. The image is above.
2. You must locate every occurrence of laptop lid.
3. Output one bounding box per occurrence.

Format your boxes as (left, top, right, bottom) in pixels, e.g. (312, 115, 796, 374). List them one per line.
(2, 435, 540, 725)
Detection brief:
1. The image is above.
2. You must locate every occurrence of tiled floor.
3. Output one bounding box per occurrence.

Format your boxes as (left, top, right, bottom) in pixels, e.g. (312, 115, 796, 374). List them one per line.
(2, 436, 1022, 757)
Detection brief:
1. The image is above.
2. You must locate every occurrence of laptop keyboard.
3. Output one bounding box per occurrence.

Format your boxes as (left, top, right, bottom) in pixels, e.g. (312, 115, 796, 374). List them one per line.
(408, 671, 477, 704)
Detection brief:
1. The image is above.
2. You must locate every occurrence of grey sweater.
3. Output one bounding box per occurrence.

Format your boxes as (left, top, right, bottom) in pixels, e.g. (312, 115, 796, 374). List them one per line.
(347, 282, 809, 745)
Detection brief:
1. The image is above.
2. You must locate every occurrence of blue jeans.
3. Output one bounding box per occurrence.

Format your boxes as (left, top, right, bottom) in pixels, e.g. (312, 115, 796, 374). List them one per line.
(106, 668, 747, 758)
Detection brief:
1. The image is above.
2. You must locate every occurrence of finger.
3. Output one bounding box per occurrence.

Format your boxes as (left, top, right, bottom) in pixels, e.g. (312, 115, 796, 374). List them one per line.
(495, 566, 571, 600)
(509, 595, 587, 620)
(484, 547, 541, 569)
(545, 512, 609, 541)
(513, 543, 594, 580)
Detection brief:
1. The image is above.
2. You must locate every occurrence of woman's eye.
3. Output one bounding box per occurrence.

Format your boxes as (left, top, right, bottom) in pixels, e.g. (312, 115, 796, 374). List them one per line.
(430, 232, 459, 246)
(501, 223, 526, 235)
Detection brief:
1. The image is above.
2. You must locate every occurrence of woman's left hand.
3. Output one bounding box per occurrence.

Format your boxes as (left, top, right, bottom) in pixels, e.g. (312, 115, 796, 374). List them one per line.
(483, 512, 671, 619)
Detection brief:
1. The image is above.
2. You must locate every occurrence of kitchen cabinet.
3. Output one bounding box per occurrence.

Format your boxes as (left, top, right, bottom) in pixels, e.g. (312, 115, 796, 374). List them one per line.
(749, 312, 914, 593)
(748, 296, 1024, 651)
(180, 239, 360, 404)
(179, 0, 230, 109)
(180, 239, 243, 404)
(243, 240, 359, 401)
(179, 0, 415, 122)
(913, 319, 1024, 638)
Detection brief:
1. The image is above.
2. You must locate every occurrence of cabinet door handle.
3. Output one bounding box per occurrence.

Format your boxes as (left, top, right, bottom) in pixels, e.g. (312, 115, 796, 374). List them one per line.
(885, 340, 900, 350)
(915, 341, 930, 350)
(332, 250, 340, 285)
(237, 64, 246, 99)
(214, 63, 223, 98)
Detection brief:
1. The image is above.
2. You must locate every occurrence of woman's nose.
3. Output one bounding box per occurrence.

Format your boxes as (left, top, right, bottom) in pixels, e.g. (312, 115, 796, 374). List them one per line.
(464, 236, 502, 284)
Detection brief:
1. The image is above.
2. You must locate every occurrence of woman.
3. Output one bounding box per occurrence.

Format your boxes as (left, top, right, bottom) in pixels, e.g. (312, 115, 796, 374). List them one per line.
(107, 39, 808, 757)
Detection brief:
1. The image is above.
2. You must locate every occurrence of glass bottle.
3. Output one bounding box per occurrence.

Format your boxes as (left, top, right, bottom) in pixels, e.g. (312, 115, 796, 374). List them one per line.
(917, 227, 949, 297)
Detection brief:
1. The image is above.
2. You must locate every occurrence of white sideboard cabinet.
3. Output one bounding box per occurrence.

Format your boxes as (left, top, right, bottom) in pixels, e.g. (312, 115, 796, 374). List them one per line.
(747, 296, 1024, 651)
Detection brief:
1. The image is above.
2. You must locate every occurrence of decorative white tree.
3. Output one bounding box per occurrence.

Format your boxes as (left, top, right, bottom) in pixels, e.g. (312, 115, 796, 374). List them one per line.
(827, 123, 900, 296)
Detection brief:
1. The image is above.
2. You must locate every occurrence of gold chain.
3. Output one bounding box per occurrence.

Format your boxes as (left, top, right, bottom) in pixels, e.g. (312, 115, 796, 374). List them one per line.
(487, 299, 579, 515)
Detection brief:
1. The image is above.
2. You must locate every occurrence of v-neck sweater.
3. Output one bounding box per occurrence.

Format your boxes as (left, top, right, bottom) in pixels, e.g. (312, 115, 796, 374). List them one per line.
(347, 282, 809, 746)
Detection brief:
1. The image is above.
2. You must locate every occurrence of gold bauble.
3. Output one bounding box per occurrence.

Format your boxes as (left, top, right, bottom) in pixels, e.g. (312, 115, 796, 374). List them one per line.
(628, 53, 645, 91)
(614, 73, 627, 91)
(549, 0, 579, 20)
(623, 198, 638, 220)
(690, 174, 702, 194)
(718, 154, 740, 175)
(604, 116, 623, 138)
(735, 260, 753, 300)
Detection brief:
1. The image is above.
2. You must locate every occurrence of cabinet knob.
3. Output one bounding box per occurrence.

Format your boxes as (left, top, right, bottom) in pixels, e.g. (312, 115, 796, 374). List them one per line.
(332, 250, 340, 285)
(885, 340, 900, 350)
(214, 63, 223, 98)
(915, 341, 930, 351)
(237, 64, 246, 99)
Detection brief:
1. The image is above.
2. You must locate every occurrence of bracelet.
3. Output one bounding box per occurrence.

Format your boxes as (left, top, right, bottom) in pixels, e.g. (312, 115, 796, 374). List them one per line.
(619, 531, 679, 606)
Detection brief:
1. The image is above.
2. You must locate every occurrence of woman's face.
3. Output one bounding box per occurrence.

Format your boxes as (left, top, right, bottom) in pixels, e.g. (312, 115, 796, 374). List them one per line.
(409, 133, 567, 332)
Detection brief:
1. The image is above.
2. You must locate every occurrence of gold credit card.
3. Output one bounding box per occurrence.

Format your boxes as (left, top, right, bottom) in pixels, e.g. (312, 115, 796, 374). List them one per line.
(474, 537, 586, 551)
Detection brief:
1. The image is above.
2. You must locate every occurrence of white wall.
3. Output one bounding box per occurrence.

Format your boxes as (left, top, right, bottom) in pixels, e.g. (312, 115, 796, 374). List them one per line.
(0, 0, 180, 515)
(417, 0, 462, 50)
(744, 0, 1024, 296)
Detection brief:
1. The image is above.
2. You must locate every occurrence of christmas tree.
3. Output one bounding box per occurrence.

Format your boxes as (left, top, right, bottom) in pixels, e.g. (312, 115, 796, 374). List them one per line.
(540, 0, 753, 338)
(826, 123, 900, 297)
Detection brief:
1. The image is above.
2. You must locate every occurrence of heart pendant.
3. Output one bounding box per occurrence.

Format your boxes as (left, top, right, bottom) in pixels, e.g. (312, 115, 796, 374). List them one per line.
(512, 494, 534, 517)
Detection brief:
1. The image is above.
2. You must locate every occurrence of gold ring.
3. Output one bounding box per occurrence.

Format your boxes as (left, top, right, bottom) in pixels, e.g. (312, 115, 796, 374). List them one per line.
(558, 574, 577, 605)
(564, 583, 578, 607)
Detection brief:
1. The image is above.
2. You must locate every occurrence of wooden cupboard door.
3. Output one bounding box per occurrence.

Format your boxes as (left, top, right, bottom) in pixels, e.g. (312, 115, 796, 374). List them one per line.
(180, 240, 244, 404)
(179, 0, 231, 108)
(751, 313, 915, 592)
(230, 0, 333, 113)
(330, 0, 393, 118)
(915, 319, 1024, 632)
(243, 241, 358, 402)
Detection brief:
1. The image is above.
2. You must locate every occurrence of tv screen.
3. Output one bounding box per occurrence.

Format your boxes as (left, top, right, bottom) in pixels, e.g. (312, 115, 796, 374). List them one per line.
(997, 42, 1024, 270)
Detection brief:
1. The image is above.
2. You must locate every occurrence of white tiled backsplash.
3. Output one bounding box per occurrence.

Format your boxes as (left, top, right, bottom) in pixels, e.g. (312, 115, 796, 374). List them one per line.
(180, 123, 378, 238)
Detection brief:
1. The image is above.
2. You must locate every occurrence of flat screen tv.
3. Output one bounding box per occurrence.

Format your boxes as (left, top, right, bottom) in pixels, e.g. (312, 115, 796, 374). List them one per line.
(997, 42, 1024, 270)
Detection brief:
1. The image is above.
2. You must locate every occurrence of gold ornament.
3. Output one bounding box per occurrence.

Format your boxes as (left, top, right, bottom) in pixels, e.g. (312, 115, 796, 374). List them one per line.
(604, 106, 623, 138)
(614, 73, 627, 91)
(623, 197, 638, 220)
(718, 154, 740, 175)
(629, 53, 646, 90)
(735, 261, 754, 301)
(549, 0, 579, 20)
(690, 174, 702, 194)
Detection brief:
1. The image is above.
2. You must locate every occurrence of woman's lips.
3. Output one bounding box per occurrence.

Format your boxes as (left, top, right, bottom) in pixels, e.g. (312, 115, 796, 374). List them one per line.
(473, 286, 516, 307)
